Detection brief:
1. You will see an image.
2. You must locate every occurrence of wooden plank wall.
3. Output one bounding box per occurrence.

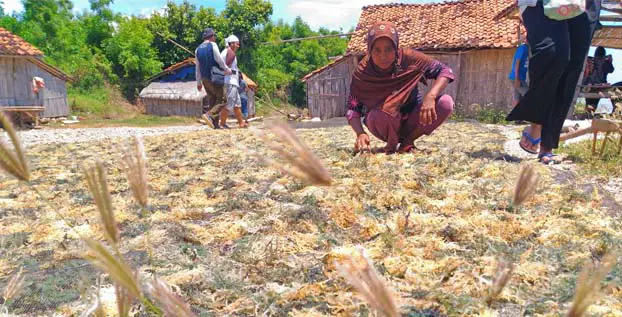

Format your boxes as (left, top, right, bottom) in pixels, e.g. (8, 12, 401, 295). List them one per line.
(0, 57, 69, 117)
(0, 57, 16, 107)
(305, 50, 516, 120)
(145, 98, 203, 117)
(420, 52, 461, 102)
(306, 55, 358, 120)
(456, 49, 515, 116)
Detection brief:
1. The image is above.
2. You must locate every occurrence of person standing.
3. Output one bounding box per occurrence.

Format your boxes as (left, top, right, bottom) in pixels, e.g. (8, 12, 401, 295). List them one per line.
(218, 35, 248, 128)
(195, 27, 231, 129)
(508, 0, 602, 164)
(239, 76, 249, 119)
(584, 46, 615, 114)
(509, 36, 529, 107)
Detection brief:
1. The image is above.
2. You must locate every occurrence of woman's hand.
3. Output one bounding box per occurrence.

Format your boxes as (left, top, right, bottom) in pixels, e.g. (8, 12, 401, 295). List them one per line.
(419, 94, 438, 126)
(355, 133, 371, 152)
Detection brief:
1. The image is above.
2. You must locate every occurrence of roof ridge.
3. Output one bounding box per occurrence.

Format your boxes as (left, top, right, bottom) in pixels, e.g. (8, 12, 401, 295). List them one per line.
(349, 0, 520, 54)
(362, 0, 488, 10)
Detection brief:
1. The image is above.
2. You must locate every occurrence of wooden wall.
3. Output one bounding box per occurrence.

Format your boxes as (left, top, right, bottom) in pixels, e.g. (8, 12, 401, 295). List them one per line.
(0, 57, 69, 117)
(306, 55, 358, 120)
(456, 49, 515, 116)
(305, 49, 516, 120)
(145, 98, 204, 117)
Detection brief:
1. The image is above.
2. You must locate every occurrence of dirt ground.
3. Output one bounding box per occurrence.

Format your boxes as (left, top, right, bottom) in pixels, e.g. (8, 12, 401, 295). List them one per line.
(0, 121, 620, 316)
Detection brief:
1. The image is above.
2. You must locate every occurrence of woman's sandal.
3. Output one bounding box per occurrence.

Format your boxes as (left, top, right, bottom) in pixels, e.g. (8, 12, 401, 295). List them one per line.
(519, 130, 541, 154)
(538, 153, 562, 165)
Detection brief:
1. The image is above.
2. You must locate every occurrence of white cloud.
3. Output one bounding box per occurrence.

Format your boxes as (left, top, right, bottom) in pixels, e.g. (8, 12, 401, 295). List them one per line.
(284, 0, 394, 31)
(2, 0, 23, 14)
(137, 6, 167, 18)
(283, 0, 437, 31)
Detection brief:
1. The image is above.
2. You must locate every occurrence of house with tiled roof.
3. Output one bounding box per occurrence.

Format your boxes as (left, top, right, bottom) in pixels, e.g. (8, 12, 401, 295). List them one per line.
(304, 0, 622, 120)
(303, 0, 525, 119)
(0, 27, 72, 119)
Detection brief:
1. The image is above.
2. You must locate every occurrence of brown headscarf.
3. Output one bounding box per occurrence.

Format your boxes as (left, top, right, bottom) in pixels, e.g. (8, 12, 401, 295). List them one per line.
(350, 22, 435, 116)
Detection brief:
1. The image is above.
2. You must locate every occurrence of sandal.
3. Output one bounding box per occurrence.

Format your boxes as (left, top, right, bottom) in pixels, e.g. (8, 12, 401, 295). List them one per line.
(398, 144, 415, 153)
(519, 130, 541, 154)
(538, 153, 562, 165)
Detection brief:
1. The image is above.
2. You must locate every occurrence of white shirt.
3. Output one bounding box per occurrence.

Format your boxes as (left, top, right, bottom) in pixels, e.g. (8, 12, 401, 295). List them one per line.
(195, 41, 230, 86)
(221, 48, 239, 87)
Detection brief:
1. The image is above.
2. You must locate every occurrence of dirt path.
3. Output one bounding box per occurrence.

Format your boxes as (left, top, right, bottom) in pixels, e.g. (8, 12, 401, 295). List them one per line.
(499, 123, 622, 208)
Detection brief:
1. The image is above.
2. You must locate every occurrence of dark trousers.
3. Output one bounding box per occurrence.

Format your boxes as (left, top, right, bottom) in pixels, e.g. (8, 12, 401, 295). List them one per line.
(507, 0, 601, 149)
(201, 79, 227, 116)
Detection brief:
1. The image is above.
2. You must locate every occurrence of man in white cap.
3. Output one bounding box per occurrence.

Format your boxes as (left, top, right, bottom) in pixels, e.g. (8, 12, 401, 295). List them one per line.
(218, 34, 248, 128)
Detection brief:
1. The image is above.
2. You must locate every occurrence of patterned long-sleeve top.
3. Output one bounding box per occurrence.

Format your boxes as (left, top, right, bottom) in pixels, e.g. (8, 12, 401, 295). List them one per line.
(346, 60, 455, 121)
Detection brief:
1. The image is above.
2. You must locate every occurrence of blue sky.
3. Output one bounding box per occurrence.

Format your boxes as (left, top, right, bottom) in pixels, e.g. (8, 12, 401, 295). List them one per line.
(2, 0, 620, 82)
(2, 0, 440, 30)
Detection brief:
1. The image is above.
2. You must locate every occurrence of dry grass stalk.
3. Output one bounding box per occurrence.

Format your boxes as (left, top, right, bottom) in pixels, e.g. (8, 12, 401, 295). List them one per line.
(147, 277, 197, 317)
(255, 124, 332, 186)
(122, 136, 148, 207)
(83, 238, 141, 299)
(83, 161, 119, 245)
(335, 247, 400, 317)
(512, 164, 539, 206)
(115, 284, 132, 317)
(567, 254, 617, 317)
(0, 112, 30, 181)
(485, 260, 515, 306)
(2, 267, 25, 304)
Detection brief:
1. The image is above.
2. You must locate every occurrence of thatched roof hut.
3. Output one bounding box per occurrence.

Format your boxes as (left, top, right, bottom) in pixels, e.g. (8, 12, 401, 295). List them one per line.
(140, 58, 257, 117)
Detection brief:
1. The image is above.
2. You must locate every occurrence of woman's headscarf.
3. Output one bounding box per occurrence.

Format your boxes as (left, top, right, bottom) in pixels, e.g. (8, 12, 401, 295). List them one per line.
(350, 22, 435, 116)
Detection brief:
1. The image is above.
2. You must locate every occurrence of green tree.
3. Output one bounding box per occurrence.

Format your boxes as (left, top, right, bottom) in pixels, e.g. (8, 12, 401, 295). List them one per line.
(80, 0, 116, 49)
(105, 16, 162, 100)
(148, 1, 223, 68)
(0, 1, 5, 16)
(221, 0, 272, 75)
(252, 16, 348, 106)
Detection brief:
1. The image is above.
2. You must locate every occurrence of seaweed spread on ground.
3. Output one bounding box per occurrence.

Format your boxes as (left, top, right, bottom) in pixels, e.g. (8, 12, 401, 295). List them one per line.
(0, 122, 620, 316)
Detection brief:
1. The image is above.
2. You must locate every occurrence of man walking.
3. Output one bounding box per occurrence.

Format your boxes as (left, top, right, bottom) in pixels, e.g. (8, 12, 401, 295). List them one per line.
(195, 27, 231, 129)
(218, 35, 248, 128)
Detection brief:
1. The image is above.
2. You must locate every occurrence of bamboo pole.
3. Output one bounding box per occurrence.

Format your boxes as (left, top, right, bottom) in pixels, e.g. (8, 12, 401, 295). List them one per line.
(261, 33, 353, 45)
(156, 32, 196, 57)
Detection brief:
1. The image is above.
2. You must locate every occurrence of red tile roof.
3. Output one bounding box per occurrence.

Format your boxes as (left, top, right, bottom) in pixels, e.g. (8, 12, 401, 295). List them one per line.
(0, 27, 43, 56)
(347, 0, 521, 54)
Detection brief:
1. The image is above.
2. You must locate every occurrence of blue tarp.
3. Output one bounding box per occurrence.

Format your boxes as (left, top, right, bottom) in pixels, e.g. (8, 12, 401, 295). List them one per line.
(158, 65, 196, 82)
